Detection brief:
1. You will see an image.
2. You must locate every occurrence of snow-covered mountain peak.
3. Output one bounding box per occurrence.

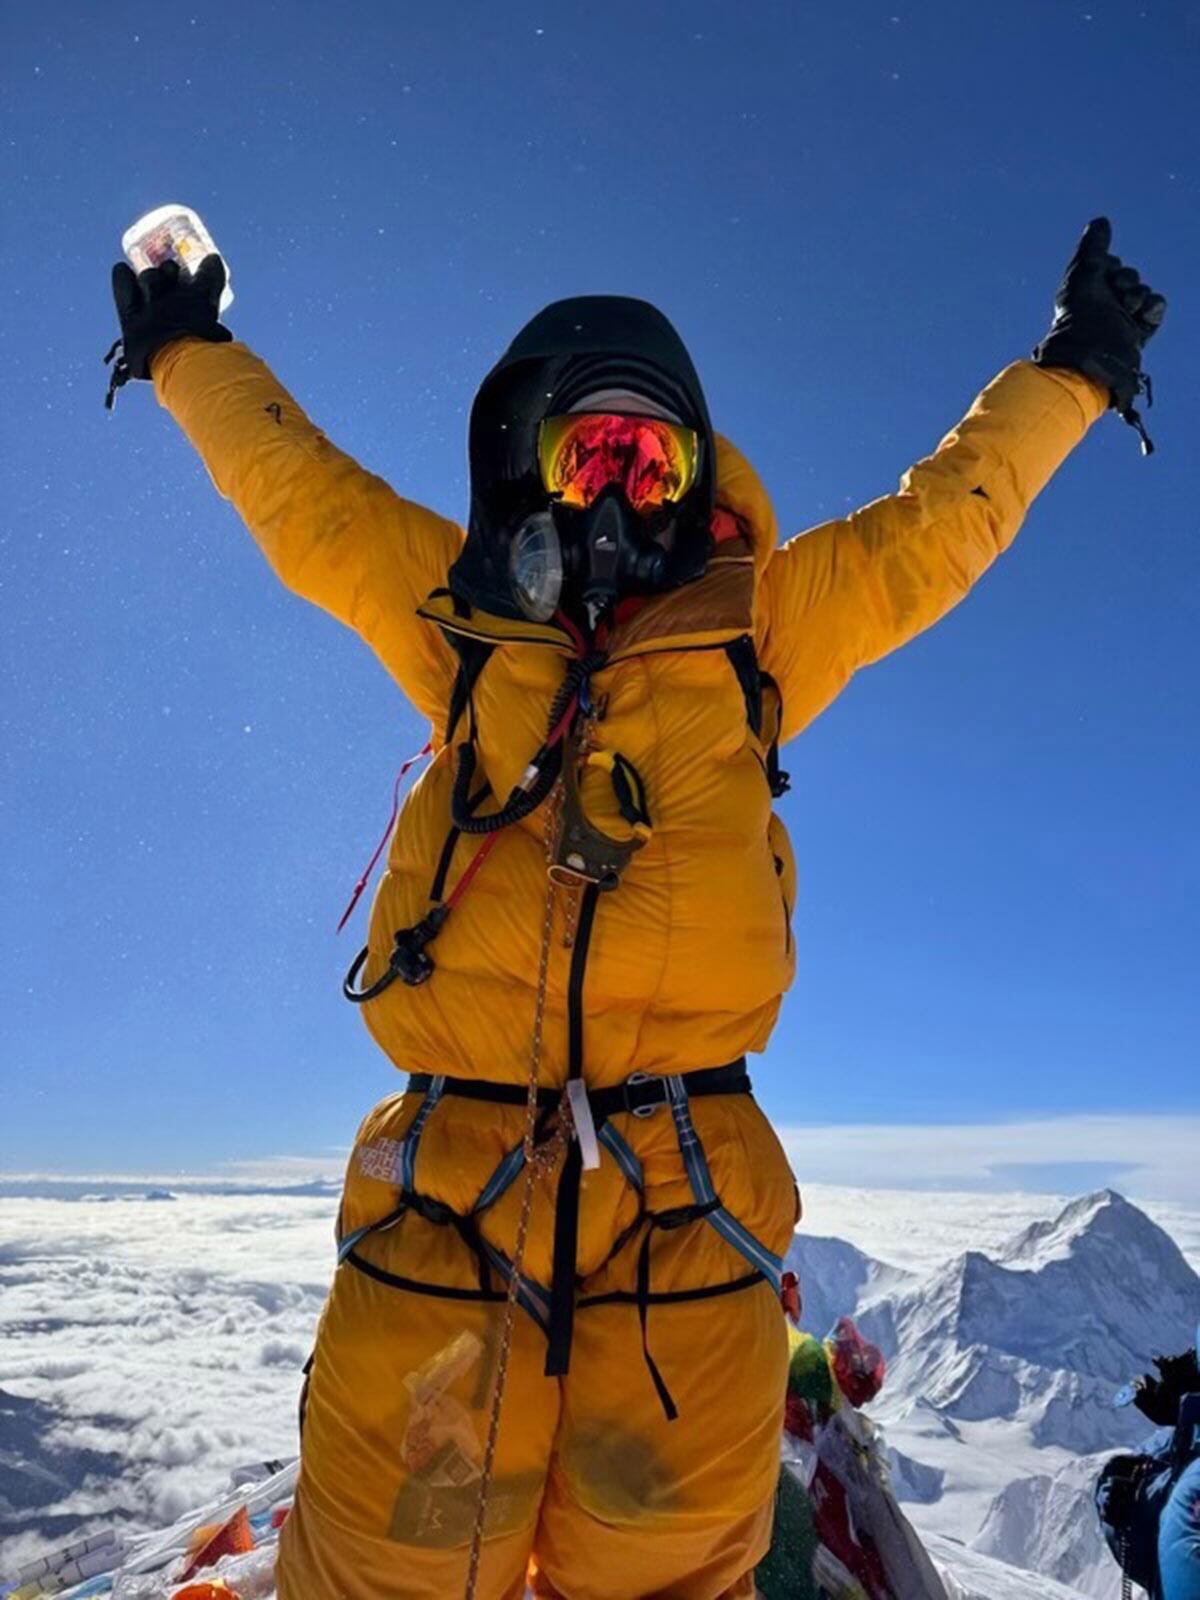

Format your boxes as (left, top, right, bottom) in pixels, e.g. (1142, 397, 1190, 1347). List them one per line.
(833, 1192, 1200, 1597)
(998, 1188, 1182, 1274)
(783, 1229, 914, 1342)
(866, 1191, 1200, 1393)
(975, 1189, 1200, 1383)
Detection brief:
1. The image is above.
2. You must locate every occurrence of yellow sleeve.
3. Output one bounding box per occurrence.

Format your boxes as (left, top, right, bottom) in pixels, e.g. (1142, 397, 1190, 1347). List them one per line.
(151, 336, 463, 729)
(756, 361, 1108, 743)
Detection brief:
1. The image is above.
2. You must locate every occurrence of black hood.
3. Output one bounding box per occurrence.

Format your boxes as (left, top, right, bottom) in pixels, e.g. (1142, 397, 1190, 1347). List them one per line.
(449, 296, 716, 620)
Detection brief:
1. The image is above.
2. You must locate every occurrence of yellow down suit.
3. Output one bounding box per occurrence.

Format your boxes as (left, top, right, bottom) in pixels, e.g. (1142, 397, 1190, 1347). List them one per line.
(152, 333, 1105, 1599)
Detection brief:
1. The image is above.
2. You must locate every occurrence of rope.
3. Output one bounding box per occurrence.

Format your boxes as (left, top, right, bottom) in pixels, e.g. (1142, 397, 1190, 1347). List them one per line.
(463, 785, 566, 1600)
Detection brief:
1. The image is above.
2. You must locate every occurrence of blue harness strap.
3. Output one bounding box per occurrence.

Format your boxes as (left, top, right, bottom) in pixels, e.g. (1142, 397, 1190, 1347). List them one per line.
(337, 1205, 406, 1265)
(473, 1137, 553, 1326)
(665, 1074, 784, 1290)
(337, 1066, 777, 1395)
(479, 1239, 553, 1331)
(398, 1072, 446, 1191)
(473, 1138, 527, 1215)
(597, 1120, 644, 1193)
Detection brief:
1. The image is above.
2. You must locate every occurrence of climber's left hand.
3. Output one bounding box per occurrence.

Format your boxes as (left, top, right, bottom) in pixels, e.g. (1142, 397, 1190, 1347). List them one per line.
(1032, 217, 1166, 413)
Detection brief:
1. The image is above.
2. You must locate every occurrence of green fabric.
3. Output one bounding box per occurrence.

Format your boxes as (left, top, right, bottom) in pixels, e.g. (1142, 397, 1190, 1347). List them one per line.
(756, 1468, 821, 1599)
(787, 1330, 835, 1410)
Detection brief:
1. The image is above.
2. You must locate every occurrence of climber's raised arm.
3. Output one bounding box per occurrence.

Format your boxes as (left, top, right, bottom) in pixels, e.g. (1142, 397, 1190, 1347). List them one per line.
(756, 359, 1105, 738)
(756, 218, 1164, 743)
(106, 255, 462, 726)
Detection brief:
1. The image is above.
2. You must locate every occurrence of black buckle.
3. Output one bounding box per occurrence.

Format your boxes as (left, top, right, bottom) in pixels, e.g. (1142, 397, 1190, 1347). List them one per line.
(623, 1071, 667, 1119)
(388, 904, 450, 987)
(407, 1191, 457, 1227)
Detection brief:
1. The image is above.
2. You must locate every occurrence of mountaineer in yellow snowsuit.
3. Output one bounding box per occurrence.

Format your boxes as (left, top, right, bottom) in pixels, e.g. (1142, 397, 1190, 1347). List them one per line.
(105, 217, 1163, 1599)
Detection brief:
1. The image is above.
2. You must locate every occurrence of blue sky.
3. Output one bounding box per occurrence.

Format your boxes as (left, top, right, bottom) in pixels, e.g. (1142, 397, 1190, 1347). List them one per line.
(2, 2, 1196, 1181)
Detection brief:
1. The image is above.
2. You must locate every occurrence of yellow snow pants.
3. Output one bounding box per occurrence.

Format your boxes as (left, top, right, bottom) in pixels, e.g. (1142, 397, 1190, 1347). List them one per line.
(276, 1083, 797, 1599)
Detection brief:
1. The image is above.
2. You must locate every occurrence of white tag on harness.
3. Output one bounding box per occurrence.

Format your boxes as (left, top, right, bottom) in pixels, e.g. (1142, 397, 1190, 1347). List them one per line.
(566, 1079, 602, 1170)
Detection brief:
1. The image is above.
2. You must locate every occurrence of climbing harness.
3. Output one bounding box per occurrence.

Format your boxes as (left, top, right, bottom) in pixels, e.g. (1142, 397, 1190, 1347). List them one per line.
(403, 1061, 752, 1120)
(337, 606, 790, 1380)
(331, 591, 794, 1596)
(338, 1056, 780, 1384)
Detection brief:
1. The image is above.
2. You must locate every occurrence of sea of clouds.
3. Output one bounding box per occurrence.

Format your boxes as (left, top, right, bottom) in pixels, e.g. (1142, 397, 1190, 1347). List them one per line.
(0, 1191, 334, 1570)
(2, 1172, 1197, 1576)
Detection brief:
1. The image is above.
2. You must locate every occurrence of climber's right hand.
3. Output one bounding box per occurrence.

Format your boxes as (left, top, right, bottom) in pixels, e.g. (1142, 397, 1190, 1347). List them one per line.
(104, 253, 232, 409)
(1133, 1347, 1200, 1426)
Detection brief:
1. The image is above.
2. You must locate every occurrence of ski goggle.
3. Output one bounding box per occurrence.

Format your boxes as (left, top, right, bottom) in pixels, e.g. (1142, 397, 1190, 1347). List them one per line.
(538, 413, 699, 512)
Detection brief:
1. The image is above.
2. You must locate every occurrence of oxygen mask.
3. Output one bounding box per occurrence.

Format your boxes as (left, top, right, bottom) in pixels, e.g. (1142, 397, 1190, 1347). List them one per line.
(509, 410, 700, 630)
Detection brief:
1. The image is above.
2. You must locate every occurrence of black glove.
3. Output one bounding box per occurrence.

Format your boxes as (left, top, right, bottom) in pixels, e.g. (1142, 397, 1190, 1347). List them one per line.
(1033, 217, 1166, 454)
(103, 253, 232, 410)
(1132, 1348, 1200, 1427)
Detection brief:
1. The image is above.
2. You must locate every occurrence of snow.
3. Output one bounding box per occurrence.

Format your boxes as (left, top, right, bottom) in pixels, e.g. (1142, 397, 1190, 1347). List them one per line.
(783, 1230, 914, 1343)
(799, 1188, 1200, 1597)
(2, 1185, 1197, 1597)
(971, 1455, 1128, 1600)
(927, 1534, 1094, 1599)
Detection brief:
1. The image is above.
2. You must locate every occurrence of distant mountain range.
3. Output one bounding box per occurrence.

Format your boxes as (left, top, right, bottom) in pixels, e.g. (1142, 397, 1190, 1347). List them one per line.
(786, 1189, 1200, 1598)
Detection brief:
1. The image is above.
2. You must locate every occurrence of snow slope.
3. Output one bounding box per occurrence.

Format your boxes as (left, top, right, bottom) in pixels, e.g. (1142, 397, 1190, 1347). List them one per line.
(2, 1185, 1195, 1598)
(788, 1189, 1200, 1598)
(927, 1533, 1093, 1600)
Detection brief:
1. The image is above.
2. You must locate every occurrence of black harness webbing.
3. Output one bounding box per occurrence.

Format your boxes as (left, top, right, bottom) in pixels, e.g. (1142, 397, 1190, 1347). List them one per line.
(723, 633, 764, 737)
(404, 1059, 752, 1120)
(410, 1050, 755, 1395)
(550, 879, 595, 1382)
(340, 610, 788, 1407)
(723, 635, 790, 798)
(387, 1057, 760, 1417)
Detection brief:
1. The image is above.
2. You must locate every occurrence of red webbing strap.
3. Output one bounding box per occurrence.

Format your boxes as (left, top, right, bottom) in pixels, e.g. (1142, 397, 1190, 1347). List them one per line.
(444, 830, 499, 911)
(336, 740, 433, 932)
(343, 614, 592, 939)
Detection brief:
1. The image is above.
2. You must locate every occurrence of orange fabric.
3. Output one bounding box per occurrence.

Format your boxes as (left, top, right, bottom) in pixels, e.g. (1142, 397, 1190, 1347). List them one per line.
(153, 339, 1106, 1594)
(527, 1504, 768, 1598)
(276, 1095, 789, 1600)
(755, 361, 1108, 740)
(153, 339, 1106, 1093)
(151, 338, 464, 729)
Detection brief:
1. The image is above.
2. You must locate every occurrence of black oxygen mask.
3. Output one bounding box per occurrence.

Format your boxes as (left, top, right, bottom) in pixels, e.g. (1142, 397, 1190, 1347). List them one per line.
(510, 484, 671, 631)
(571, 485, 669, 628)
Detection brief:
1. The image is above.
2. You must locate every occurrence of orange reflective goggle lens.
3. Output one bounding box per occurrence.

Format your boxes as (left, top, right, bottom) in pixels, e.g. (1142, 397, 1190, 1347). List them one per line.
(538, 413, 699, 512)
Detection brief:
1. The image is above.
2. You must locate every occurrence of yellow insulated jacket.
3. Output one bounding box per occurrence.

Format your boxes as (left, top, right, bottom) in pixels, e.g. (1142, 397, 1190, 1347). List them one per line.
(152, 341, 1106, 1091)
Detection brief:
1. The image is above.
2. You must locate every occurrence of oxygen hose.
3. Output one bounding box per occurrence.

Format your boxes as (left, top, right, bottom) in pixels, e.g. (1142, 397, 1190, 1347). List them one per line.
(449, 649, 607, 835)
(450, 739, 561, 835)
(345, 622, 607, 1001)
